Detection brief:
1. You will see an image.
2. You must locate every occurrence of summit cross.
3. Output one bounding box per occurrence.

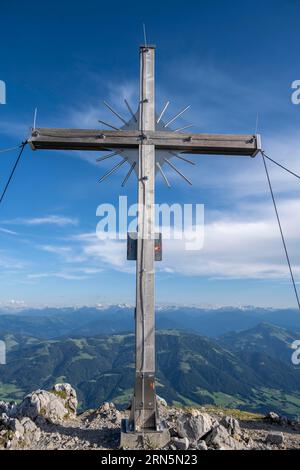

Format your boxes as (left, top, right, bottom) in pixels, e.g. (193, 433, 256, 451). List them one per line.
(29, 44, 261, 446)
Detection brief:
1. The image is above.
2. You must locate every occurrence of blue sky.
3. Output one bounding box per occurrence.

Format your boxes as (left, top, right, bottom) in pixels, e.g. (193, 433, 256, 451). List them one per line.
(0, 0, 300, 308)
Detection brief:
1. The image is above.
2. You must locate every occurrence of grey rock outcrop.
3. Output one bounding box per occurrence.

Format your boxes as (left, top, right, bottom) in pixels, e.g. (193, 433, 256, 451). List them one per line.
(266, 432, 285, 446)
(264, 411, 289, 426)
(92, 401, 122, 425)
(171, 436, 189, 450)
(17, 383, 77, 424)
(0, 400, 17, 418)
(53, 383, 78, 413)
(0, 384, 299, 450)
(220, 416, 241, 436)
(197, 440, 208, 450)
(205, 424, 244, 450)
(157, 395, 168, 407)
(177, 411, 213, 443)
(0, 414, 41, 449)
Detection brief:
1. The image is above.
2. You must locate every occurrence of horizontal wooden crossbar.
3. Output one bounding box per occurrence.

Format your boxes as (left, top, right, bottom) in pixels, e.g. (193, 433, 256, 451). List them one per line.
(29, 128, 261, 157)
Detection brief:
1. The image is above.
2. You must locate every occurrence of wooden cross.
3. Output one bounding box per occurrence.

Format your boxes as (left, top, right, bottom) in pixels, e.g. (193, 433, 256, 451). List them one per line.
(29, 45, 261, 437)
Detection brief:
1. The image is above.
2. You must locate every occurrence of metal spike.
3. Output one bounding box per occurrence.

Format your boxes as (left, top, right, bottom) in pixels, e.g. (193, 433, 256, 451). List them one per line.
(173, 124, 193, 133)
(156, 162, 171, 187)
(98, 119, 119, 130)
(98, 158, 127, 183)
(121, 161, 136, 187)
(124, 99, 137, 122)
(164, 105, 191, 128)
(169, 151, 195, 165)
(96, 151, 121, 163)
(33, 108, 37, 130)
(103, 101, 127, 125)
(163, 158, 192, 185)
(143, 23, 147, 46)
(157, 101, 170, 124)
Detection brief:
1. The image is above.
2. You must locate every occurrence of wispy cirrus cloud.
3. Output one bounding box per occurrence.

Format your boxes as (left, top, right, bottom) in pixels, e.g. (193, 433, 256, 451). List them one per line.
(0, 227, 18, 235)
(27, 271, 88, 281)
(3, 215, 79, 227)
(37, 244, 87, 263)
(0, 250, 25, 270)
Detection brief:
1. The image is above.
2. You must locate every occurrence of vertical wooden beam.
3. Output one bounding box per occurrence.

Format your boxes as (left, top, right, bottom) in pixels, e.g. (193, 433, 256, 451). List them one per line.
(132, 45, 157, 431)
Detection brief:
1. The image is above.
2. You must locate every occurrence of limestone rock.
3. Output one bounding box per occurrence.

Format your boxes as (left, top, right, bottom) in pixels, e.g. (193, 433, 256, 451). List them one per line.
(21, 417, 41, 445)
(99, 402, 113, 413)
(197, 440, 208, 450)
(220, 416, 241, 436)
(177, 412, 213, 443)
(0, 401, 18, 418)
(96, 402, 118, 418)
(0, 414, 40, 449)
(1, 414, 24, 435)
(205, 424, 244, 450)
(157, 395, 168, 407)
(265, 412, 290, 427)
(1, 383, 299, 450)
(265, 411, 280, 421)
(93, 401, 121, 424)
(17, 386, 76, 424)
(172, 436, 189, 450)
(52, 383, 78, 413)
(266, 432, 285, 446)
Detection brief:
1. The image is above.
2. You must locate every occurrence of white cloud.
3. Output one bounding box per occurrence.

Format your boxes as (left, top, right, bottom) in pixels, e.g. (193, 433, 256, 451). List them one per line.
(72, 231, 130, 272)
(0, 227, 18, 236)
(158, 199, 300, 280)
(28, 271, 88, 281)
(3, 215, 79, 227)
(65, 196, 300, 282)
(38, 245, 72, 255)
(0, 250, 25, 270)
(37, 243, 87, 263)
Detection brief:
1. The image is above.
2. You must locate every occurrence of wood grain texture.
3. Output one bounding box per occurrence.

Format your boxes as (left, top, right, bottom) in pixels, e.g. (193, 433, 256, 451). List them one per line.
(29, 128, 260, 156)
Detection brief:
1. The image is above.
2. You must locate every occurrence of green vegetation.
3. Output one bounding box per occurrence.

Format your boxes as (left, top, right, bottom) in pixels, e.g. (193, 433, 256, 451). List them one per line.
(50, 389, 68, 400)
(0, 383, 24, 402)
(1, 324, 300, 417)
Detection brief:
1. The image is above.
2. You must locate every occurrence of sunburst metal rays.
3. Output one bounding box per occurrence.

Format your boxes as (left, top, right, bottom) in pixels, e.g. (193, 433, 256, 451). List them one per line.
(97, 99, 195, 186)
(163, 158, 192, 185)
(156, 162, 171, 187)
(98, 158, 127, 183)
(173, 124, 193, 133)
(156, 101, 170, 124)
(103, 101, 128, 125)
(169, 151, 195, 165)
(98, 119, 119, 130)
(124, 99, 138, 122)
(121, 161, 136, 187)
(96, 151, 123, 162)
(163, 105, 190, 128)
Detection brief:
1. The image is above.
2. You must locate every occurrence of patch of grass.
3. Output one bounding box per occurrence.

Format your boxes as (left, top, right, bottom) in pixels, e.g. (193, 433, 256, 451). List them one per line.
(112, 388, 132, 405)
(179, 361, 191, 373)
(50, 389, 67, 400)
(0, 382, 24, 402)
(69, 338, 88, 349)
(70, 352, 94, 363)
(201, 405, 264, 421)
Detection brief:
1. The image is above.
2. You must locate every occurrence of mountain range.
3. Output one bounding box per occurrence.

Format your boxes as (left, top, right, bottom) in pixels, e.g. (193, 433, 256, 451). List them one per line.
(0, 316, 300, 417)
(1, 305, 300, 338)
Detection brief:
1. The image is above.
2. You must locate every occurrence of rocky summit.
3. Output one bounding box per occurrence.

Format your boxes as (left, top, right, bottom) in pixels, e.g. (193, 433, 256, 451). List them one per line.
(0, 383, 300, 450)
